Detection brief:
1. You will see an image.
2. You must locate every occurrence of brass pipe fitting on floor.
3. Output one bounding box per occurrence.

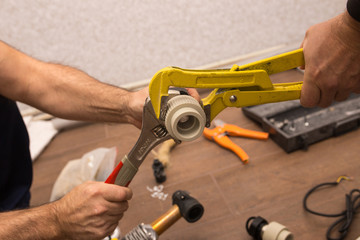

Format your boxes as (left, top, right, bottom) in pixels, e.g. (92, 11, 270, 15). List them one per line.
(151, 205, 181, 236)
(122, 190, 204, 240)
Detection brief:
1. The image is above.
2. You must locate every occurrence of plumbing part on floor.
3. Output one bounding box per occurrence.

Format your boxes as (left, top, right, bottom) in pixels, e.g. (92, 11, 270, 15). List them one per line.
(246, 216, 293, 240)
(120, 190, 204, 240)
(151, 139, 177, 183)
(152, 159, 166, 183)
(154, 139, 177, 168)
(105, 49, 305, 187)
(203, 119, 268, 163)
(303, 176, 360, 240)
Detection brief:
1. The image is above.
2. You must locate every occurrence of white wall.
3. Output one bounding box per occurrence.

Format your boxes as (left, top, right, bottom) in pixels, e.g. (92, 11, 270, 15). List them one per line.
(0, 0, 346, 87)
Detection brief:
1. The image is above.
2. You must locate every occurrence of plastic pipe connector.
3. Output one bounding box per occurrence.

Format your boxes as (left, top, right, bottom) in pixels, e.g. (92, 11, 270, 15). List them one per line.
(262, 222, 293, 240)
(246, 216, 294, 240)
(165, 95, 206, 142)
(172, 190, 204, 223)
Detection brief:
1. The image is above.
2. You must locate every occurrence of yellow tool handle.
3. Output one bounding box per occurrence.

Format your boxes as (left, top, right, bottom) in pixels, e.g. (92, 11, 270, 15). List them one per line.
(203, 81, 303, 121)
(149, 49, 304, 121)
(234, 48, 304, 74)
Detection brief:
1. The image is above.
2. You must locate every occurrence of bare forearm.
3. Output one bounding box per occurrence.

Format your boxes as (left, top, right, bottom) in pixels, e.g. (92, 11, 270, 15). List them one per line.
(0, 204, 61, 240)
(28, 62, 136, 123)
(0, 41, 146, 126)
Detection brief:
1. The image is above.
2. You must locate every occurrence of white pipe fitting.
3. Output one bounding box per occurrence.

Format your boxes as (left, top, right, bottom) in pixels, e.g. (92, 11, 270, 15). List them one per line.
(262, 222, 294, 240)
(165, 95, 206, 142)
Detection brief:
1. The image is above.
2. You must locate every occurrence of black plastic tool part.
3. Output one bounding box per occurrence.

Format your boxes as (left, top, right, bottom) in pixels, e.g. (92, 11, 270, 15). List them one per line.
(152, 159, 166, 183)
(172, 190, 204, 223)
(246, 216, 269, 240)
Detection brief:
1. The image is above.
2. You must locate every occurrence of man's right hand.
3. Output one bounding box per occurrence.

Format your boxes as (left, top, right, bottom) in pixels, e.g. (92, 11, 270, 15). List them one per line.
(300, 12, 360, 108)
(52, 181, 132, 240)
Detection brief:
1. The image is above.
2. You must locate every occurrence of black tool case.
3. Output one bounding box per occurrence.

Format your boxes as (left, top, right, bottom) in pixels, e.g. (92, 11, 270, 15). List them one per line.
(242, 94, 360, 153)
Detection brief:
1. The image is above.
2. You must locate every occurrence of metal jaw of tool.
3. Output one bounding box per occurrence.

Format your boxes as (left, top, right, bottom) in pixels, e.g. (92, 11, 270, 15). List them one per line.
(106, 97, 173, 186)
(106, 90, 206, 186)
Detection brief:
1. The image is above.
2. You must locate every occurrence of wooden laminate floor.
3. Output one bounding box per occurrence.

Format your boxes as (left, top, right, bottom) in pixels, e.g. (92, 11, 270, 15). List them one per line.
(31, 70, 360, 239)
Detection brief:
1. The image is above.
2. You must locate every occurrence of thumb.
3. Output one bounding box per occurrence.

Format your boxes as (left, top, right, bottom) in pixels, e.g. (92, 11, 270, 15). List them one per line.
(300, 78, 320, 107)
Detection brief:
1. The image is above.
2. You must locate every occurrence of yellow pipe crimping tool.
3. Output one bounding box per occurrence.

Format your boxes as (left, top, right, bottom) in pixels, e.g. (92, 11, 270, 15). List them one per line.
(106, 49, 304, 186)
(149, 48, 304, 125)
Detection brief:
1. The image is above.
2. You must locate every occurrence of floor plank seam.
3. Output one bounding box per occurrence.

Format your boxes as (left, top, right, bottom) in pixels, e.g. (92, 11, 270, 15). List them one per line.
(209, 173, 235, 217)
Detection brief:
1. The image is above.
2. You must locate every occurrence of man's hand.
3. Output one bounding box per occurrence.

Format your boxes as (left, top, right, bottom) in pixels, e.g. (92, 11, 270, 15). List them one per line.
(127, 87, 201, 129)
(125, 87, 148, 129)
(300, 12, 360, 108)
(52, 181, 132, 240)
(186, 88, 201, 102)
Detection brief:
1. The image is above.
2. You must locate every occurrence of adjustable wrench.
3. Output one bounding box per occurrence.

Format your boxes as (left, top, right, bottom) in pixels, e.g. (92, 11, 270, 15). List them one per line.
(105, 93, 182, 186)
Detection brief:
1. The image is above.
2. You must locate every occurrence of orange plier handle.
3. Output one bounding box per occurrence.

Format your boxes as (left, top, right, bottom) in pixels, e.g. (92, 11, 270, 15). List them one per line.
(223, 124, 269, 140)
(203, 124, 268, 163)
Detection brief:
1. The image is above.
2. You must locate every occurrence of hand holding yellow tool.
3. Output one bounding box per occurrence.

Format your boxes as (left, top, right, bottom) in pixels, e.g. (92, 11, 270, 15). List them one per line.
(203, 119, 268, 163)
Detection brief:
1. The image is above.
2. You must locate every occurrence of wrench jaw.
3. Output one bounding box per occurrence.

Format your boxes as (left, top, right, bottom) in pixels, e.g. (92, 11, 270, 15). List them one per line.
(108, 97, 174, 186)
(129, 92, 207, 164)
(108, 92, 207, 186)
(128, 97, 173, 168)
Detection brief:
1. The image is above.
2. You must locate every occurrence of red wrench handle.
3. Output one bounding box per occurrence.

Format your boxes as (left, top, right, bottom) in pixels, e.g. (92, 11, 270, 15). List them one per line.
(105, 155, 138, 187)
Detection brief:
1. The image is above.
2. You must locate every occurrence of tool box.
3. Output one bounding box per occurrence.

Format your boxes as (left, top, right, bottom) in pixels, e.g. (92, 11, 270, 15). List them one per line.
(242, 94, 360, 153)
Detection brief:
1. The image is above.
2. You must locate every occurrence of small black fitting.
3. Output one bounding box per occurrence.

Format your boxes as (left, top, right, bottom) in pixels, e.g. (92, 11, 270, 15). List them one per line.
(152, 159, 166, 183)
(172, 190, 204, 223)
(246, 216, 268, 240)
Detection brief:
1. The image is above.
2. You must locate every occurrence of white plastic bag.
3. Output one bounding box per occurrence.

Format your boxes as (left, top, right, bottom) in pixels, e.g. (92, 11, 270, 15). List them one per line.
(50, 147, 117, 202)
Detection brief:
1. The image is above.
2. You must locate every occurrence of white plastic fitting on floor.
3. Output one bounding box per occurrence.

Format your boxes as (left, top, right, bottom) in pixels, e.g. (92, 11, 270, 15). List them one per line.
(262, 221, 294, 240)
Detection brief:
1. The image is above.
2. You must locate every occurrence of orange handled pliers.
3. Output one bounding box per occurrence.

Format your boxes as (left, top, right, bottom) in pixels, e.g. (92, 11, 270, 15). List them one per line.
(203, 119, 269, 163)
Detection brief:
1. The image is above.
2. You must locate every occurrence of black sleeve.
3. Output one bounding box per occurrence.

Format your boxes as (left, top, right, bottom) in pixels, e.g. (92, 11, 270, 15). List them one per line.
(347, 0, 360, 22)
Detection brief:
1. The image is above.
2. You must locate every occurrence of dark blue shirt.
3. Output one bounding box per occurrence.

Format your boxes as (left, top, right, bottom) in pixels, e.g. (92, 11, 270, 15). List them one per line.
(348, 0, 360, 22)
(0, 95, 32, 211)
